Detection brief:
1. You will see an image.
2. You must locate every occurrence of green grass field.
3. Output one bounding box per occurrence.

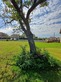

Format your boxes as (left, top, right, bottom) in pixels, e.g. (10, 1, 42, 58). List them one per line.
(0, 41, 61, 60)
(0, 41, 61, 82)
(36, 42, 61, 60)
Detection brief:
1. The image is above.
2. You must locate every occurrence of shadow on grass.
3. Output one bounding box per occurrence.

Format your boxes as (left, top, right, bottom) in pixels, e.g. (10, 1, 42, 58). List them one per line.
(10, 67, 61, 82)
(0, 63, 61, 82)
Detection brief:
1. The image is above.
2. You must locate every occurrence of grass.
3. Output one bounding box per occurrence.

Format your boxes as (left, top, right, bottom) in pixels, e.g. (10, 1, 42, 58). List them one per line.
(35, 42, 61, 60)
(0, 41, 61, 82)
(0, 41, 61, 67)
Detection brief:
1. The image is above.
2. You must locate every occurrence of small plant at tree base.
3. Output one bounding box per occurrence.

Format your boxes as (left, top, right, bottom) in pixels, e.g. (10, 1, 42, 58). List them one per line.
(15, 46, 61, 72)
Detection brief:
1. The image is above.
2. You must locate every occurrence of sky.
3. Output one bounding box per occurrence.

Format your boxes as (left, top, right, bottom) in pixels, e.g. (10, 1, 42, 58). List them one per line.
(0, 0, 61, 38)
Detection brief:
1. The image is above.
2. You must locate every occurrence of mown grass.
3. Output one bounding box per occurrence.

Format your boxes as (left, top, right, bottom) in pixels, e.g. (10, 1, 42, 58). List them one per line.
(0, 41, 61, 58)
(35, 42, 61, 60)
(0, 41, 61, 68)
(0, 41, 61, 82)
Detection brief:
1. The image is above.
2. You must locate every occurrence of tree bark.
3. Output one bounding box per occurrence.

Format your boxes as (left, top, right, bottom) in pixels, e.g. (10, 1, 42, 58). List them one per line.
(26, 30, 36, 54)
(19, 19, 36, 54)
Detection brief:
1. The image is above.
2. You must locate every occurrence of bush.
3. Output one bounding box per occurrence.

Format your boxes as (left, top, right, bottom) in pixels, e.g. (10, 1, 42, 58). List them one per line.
(15, 46, 61, 71)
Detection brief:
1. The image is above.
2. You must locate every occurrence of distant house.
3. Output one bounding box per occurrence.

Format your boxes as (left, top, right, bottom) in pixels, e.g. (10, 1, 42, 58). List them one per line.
(46, 37, 60, 43)
(10, 34, 20, 40)
(0, 32, 9, 39)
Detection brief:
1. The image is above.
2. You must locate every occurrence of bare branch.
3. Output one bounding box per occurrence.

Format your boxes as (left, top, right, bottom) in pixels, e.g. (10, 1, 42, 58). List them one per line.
(23, 5, 29, 9)
(5, 19, 14, 24)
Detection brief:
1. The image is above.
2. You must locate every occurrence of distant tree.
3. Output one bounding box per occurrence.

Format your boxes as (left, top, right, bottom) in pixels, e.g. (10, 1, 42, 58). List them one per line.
(2, 0, 48, 54)
(20, 33, 27, 39)
(0, 32, 9, 39)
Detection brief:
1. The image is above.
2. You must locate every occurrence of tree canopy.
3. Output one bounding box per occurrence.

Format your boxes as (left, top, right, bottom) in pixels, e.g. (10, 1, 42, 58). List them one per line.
(2, 0, 47, 26)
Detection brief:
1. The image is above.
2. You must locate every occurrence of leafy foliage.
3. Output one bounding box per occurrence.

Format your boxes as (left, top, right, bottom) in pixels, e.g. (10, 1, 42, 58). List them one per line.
(15, 46, 61, 71)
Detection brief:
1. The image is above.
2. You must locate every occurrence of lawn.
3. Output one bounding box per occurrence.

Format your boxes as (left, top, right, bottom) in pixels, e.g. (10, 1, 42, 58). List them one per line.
(0, 41, 61, 82)
(36, 42, 61, 60)
(0, 41, 61, 59)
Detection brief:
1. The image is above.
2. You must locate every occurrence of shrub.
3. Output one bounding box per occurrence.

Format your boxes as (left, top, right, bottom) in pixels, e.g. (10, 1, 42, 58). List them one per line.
(15, 46, 61, 71)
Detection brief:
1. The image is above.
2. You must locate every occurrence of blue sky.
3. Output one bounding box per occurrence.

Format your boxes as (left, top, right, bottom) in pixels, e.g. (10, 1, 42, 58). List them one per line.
(0, 0, 61, 38)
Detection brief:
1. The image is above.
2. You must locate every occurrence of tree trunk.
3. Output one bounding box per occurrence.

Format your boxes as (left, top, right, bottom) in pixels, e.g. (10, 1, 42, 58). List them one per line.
(19, 19, 36, 54)
(26, 31, 36, 54)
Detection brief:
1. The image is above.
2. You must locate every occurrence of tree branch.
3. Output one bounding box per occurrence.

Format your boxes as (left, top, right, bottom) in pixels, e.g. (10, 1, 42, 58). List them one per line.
(5, 19, 14, 24)
(10, 0, 20, 13)
(10, 0, 25, 21)
(20, 0, 22, 10)
(23, 5, 29, 9)
(26, 0, 46, 19)
(19, 20, 27, 33)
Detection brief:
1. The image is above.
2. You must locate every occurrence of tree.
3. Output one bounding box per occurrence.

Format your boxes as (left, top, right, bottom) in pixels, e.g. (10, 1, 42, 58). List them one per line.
(2, 0, 47, 54)
(0, 32, 9, 39)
